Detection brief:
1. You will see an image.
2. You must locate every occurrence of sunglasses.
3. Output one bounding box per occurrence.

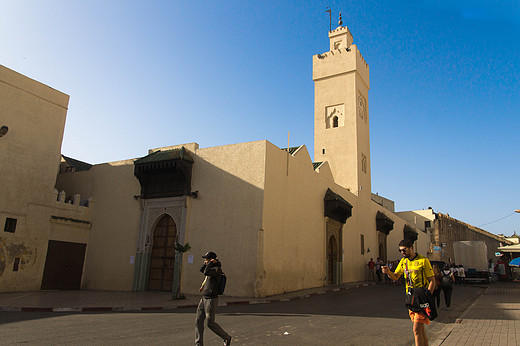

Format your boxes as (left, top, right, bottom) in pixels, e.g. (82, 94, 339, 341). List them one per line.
(399, 248, 409, 253)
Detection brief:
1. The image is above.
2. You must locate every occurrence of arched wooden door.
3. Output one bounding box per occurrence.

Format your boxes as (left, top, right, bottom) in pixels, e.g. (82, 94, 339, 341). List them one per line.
(148, 215, 177, 291)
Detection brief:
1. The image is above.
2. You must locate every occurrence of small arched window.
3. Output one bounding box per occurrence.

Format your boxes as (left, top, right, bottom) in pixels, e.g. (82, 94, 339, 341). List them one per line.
(332, 116, 339, 128)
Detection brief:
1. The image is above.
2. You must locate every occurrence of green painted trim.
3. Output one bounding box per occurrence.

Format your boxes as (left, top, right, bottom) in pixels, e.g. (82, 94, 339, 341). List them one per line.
(171, 253, 182, 299)
(132, 253, 142, 291)
(332, 262, 343, 285)
(132, 252, 151, 291)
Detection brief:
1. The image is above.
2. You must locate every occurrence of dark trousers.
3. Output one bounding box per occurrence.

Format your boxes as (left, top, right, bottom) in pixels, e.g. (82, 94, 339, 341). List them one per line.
(195, 297, 229, 345)
(433, 287, 442, 308)
(441, 285, 453, 308)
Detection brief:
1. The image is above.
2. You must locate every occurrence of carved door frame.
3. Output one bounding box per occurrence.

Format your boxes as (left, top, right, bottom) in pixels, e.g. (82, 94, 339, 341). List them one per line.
(326, 218, 343, 285)
(132, 196, 188, 292)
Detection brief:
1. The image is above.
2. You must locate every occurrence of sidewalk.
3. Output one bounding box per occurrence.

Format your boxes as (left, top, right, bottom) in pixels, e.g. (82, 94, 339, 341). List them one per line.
(0, 281, 376, 313)
(431, 282, 520, 346)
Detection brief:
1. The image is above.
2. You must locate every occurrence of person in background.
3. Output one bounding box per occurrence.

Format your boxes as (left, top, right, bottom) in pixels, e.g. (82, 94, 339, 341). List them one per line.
(450, 263, 459, 285)
(375, 258, 382, 283)
(457, 264, 466, 285)
(368, 258, 376, 282)
(432, 264, 443, 311)
(379, 258, 386, 283)
(441, 264, 456, 311)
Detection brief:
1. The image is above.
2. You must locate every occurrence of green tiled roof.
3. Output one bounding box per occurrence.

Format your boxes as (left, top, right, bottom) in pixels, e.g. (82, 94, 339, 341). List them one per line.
(134, 147, 193, 164)
(62, 155, 92, 171)
(313, 162, 323, 170)
(281, 146, 302, 155)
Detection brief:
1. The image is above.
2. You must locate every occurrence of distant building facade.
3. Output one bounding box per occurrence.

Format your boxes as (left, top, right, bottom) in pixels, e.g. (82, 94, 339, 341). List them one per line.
(397, 209, 512, 265)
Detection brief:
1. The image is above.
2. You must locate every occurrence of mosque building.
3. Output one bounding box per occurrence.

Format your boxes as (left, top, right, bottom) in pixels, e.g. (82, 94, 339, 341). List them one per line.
(2, 18, 505, 296)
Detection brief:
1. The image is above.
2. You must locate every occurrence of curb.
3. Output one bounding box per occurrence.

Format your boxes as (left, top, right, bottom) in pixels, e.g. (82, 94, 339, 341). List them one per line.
(0, 282, 377, 313)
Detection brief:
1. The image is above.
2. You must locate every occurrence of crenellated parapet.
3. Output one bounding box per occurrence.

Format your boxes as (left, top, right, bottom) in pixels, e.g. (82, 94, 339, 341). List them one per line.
(313, 44, 370, 89)
(54, 189, 92, 207)
(51, 189, 92, 229)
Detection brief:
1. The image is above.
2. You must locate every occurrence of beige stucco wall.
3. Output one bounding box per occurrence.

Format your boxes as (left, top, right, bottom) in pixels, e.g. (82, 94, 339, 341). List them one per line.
(260, 143, 329, 296)
(0, 198, 91, 292)
(371, 193, 396, 212)
(53, 137, 434, 296)
(259, 142, 416, 295)
(181, 141, 266, 297)
(56, 160, 141, 290)
(0, 65, 69, 212)
(56, 141, 267, 294)
(0, 65, 95, 292)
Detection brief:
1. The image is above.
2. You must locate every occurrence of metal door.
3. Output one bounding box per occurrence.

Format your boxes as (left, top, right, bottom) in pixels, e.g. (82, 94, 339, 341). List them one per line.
(41, 240, 86, 290)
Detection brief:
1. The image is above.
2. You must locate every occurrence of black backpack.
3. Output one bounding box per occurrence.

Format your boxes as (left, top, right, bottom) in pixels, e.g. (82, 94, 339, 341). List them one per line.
(218, 273, 227, 295)
(442, 271, 453, 287)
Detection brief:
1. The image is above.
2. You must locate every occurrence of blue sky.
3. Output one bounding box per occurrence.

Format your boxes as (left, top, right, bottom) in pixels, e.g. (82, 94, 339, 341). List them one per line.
(2, 1, 519, 236)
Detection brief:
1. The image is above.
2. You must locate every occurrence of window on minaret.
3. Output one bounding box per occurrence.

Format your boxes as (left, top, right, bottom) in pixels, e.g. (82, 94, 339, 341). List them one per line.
(326, 104, 345, 129)
(358, 94, 367, 122)
(361, 154, 367, 174)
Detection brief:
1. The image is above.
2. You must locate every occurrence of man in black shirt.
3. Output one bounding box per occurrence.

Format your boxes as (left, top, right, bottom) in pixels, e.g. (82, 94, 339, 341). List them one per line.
(195, 251, 231, 346)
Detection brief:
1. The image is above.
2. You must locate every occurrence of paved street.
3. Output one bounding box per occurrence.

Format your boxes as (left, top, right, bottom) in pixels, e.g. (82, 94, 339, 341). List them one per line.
(0, 283, 487, 345)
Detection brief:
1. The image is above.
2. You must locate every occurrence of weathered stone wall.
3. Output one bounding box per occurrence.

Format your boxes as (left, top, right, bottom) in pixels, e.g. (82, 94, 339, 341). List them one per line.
(429, 213, 510, 264)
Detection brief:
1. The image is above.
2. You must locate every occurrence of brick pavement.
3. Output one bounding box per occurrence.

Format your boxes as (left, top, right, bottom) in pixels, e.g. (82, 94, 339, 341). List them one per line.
(431, 283, 520, 346)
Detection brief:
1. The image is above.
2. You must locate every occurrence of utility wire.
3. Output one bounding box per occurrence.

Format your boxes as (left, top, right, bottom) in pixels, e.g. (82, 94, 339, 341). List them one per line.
(478, 212, 516, 227)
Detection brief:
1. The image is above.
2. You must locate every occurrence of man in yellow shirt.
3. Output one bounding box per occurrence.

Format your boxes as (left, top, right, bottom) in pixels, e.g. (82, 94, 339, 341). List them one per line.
(382, 239, 435, 346)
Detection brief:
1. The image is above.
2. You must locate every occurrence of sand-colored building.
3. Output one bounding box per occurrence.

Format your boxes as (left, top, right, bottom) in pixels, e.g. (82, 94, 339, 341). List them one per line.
(3, 22, 435, 295)
(0, 65, 92, 292)
(53, 23, 430, 297)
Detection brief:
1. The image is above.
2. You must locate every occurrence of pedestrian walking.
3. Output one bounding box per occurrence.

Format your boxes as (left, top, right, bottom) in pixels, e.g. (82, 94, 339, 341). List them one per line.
(382, 239, 435, 346)
(195, 251, 232, 346)
(379, 258, 386, 283)
(368, 258, 376, 282)
(440, 264, 455, 310)
(457, 264, 466, 284)
(375, 258, 382, 283)
(450, 263, 459, 285)
(432, 264, 443, 310)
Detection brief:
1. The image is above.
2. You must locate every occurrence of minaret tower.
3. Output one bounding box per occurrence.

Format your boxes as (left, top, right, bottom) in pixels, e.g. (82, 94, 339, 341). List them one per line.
(313, 13, 371, 197)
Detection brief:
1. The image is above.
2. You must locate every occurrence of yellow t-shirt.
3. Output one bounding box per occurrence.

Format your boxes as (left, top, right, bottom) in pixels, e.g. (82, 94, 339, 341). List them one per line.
(394, 254, 434, 290)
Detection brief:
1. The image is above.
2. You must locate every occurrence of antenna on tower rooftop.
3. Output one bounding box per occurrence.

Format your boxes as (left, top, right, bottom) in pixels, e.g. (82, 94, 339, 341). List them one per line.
(325, 7, 331, 32)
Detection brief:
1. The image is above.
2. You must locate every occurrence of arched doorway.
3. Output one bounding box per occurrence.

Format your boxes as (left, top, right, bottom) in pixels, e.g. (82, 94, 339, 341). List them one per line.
(148, 214, 177, 291)
(379, 243, 385, 262)
(327, 235, 338, 284)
